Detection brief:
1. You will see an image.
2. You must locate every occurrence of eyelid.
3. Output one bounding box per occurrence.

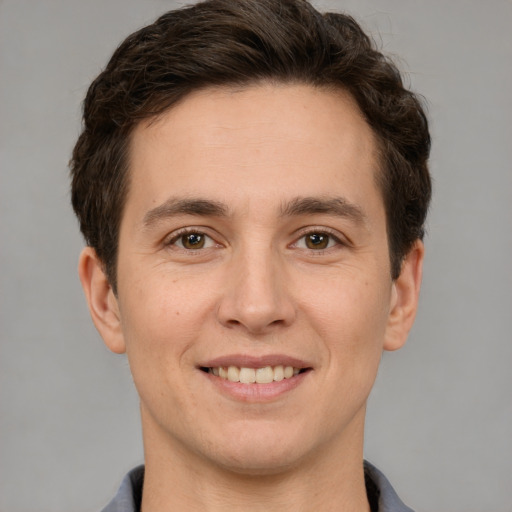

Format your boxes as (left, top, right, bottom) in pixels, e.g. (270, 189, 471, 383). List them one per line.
(165, 226, 220, 249)
(291, 226, 349, 250)
(163, 225, 349, 250)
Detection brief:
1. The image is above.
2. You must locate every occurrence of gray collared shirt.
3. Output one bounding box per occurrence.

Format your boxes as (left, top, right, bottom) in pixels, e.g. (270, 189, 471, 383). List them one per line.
(101, 461, 414, 512)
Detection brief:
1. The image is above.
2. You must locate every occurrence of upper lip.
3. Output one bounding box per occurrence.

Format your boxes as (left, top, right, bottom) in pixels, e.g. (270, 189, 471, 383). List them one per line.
(198, 354, 312, 369)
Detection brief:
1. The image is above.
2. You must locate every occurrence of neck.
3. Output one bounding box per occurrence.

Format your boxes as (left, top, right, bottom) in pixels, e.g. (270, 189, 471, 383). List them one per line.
(140, 409, 371, 512)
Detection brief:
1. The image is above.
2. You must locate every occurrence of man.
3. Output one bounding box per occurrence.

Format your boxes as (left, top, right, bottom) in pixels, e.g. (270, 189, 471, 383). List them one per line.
(70, 0, 431, 510)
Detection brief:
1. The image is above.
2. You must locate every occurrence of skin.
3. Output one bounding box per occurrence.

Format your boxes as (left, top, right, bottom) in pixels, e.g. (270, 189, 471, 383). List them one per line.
(79, 83, 423, 512)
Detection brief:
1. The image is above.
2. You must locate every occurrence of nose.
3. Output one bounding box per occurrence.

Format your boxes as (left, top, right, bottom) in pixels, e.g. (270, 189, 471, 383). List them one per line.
(216, 247, 296, 335)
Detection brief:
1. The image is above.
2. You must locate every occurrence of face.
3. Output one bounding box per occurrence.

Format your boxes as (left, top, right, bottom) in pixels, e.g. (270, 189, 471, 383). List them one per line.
(81, 84, 422, 475)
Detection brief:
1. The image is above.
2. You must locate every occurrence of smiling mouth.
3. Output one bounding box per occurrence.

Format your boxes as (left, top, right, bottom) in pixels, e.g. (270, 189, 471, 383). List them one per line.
(200, 365, 310, 384)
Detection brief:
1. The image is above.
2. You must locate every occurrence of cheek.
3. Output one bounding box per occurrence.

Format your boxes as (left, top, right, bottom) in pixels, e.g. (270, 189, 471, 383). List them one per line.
(117, 274, 213, 420)
(305, 270, 390, 335)
(117, 271, 212, 373)
(299, 269, 391, 379)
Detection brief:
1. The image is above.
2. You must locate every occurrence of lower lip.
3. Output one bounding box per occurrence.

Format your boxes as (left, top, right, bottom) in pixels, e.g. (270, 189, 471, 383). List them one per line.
(201, 370, 310, 402)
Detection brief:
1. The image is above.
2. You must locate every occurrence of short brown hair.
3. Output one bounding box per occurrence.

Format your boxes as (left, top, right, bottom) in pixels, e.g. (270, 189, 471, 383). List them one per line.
(70, 0, 431, 291)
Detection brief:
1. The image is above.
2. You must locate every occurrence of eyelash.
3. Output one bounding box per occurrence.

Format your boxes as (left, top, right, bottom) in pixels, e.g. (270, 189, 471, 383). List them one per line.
(292, 228, 345, 253)
(165, 227, 345, 253)
(166, 228, 217, 251)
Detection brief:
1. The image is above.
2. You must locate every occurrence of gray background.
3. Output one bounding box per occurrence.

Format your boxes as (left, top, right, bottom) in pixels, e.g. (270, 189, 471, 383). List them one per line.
(1, 0, 511, 511)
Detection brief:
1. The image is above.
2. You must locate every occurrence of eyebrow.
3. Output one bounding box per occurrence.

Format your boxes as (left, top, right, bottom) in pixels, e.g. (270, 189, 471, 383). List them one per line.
(142, 197, 229, 228)
(280, 196, 367, 224)
(142, 195, 367, 229)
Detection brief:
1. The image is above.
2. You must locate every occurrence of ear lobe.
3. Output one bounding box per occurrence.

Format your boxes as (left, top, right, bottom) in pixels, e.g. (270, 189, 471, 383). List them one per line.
(383, 240, 424, 352)
(78, 247, 126, 354)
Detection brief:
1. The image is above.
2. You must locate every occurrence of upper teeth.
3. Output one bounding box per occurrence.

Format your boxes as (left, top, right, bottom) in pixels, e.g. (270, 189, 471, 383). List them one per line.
(209, 365, 300, 384)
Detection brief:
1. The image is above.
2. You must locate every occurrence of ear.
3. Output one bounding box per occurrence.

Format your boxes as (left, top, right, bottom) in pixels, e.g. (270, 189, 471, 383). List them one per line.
(78, 247, 126, 354)
(383, 240, 424, 352)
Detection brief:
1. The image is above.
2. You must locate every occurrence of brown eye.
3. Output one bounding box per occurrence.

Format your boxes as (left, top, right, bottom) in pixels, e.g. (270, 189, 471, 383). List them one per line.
(305, 233, 330, 250)
(179, 233, 206, 249)
(168, 230, 218, 252)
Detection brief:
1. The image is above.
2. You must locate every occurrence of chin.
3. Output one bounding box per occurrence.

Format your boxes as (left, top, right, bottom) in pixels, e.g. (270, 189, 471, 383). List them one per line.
(202, 423, 316, 476)
(214, 448, 301, 477)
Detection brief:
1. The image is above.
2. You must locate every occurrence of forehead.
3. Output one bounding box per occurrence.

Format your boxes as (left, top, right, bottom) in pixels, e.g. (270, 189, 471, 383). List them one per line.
(126, 83, 383, 224)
